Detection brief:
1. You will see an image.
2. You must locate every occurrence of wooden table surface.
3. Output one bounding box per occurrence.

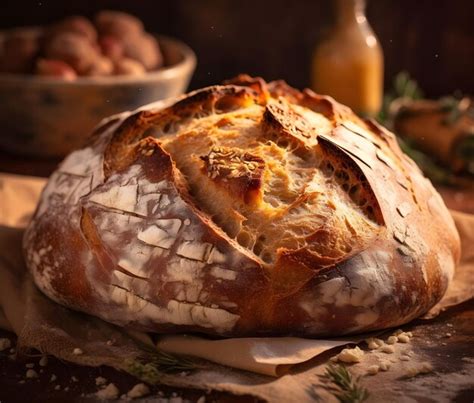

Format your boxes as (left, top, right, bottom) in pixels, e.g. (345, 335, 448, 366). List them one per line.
(0, 149, 473, 403)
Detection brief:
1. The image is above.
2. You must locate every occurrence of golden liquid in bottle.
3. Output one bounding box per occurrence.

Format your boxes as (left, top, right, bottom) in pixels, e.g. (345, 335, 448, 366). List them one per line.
(311, 0, 383, 116)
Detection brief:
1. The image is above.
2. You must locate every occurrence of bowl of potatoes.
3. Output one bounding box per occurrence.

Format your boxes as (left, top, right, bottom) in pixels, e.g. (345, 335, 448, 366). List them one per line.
(0, 11, 196, 157)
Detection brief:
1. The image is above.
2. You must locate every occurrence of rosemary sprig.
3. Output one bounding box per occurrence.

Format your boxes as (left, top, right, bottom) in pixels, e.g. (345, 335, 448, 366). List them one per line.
(321, 364, 369, 403)
(378, 71, 423, 123)
(118, 329, 201, 383)
(125, 351, 199, 384)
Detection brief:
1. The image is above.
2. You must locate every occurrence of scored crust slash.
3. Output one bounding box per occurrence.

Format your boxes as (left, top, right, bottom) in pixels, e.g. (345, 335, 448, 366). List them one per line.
(23, 75, 460, 337)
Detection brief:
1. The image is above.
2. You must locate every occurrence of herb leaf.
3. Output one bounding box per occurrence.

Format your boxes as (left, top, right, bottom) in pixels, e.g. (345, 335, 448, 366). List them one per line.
(321, 364, 369, 403)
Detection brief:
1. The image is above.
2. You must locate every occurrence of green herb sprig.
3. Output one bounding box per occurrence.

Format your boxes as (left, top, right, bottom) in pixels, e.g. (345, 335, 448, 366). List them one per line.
(321, 364, 369, 403)
(126, 350, 199, 384)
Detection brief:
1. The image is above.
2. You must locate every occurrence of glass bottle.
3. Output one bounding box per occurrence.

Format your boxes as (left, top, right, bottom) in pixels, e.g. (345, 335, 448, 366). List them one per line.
(311, 0, 384, 117)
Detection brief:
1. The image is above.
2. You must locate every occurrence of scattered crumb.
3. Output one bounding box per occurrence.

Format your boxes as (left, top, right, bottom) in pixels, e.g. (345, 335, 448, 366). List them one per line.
(50, 374, 57, 382)
(445, 333, 452, 338)
(25, 363, 35, 369)
(386, 336, 398, 345)
(55, 385, 61, 390)
(441, 342, 447, 346)
(400, 355, 411, 361)
(379, 361, 390, 371)
(336, 346, 364, 363)
(95, 376, 108, 386)
(461, 357, 474, 363)
(446, 323, 453, 327)
(405, 362, 433, 378)
(381, 345, 395, 354)
(96, 383, 119, 400)
(72, 348, 83, 355)
(106, 340, 114, 346)
(39, 356, 48, 367)
(197, 397, 206, 403)
(64, 386, 70, 392)
(9, 348, 15, 354)
(365, 338, 384, 350)
(127, 383, 150, 398)
(71, 376, 79, 382)
(0, 338, 11, 351)
(367, 365, 379, 375)
(397, 333, 410, 343)
(18, 379, 26, 384)
(26, 369, 38, 379)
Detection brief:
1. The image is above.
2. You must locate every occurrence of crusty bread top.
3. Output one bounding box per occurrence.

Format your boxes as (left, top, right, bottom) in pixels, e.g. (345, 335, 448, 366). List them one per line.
(24, 75, 460, 336)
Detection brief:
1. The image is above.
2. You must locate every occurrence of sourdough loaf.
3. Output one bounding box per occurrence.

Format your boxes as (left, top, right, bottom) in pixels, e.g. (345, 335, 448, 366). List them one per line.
(23, 75, 460, 336)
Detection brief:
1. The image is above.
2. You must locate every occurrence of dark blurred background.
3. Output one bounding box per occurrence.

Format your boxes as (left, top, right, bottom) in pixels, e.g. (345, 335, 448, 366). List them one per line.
(1, 0, 473, 97)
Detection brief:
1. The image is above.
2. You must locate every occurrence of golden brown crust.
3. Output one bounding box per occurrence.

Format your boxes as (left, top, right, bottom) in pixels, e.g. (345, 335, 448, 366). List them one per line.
(24, 76, 460, 336)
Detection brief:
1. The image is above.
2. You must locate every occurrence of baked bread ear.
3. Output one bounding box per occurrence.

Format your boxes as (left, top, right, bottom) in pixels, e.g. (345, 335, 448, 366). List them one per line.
(23, 75, 460, 336)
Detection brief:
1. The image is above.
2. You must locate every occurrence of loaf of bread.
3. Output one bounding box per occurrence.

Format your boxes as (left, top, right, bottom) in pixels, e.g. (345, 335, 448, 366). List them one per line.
(23, 76, 460, 336)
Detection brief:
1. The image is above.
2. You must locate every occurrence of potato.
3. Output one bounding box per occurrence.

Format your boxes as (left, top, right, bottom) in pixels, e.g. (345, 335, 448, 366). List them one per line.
(48, 16, 97, 43)
(43, 32, 100, 74)
(0, 28, 40, 73)
(122, 33, 162, 70)
(95, 10, 144, 39)
(114, 57, 145, 76)
(86, 56, 114, 76)
(98, 35, 124, 61)
(35, 58, 77, 80)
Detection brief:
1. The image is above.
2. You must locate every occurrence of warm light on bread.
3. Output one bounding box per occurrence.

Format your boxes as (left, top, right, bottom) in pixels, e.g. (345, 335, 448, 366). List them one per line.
(23, 75, 460, 336)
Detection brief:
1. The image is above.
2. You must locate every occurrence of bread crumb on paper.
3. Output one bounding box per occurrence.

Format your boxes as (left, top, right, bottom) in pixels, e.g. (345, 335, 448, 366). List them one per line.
(367, 364, 380, 375)
(365, 337, 384, 350)
(96, 383, 120, 400)
(336, 346, 364, 363)
(26, 369, 38, 379)
(381, 345, 395, 354)
(127, 383, 150, 398)
(386, 336, 398, 344)
(379, 361, 390, 371)
(95, 376, 108, 386)
(397, 333, 410, 343)
(405, 362, 433, 378)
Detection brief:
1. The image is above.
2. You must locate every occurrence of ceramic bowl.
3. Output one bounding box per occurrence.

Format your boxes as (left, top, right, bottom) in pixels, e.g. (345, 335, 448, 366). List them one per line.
(0, 34, 196, 157)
